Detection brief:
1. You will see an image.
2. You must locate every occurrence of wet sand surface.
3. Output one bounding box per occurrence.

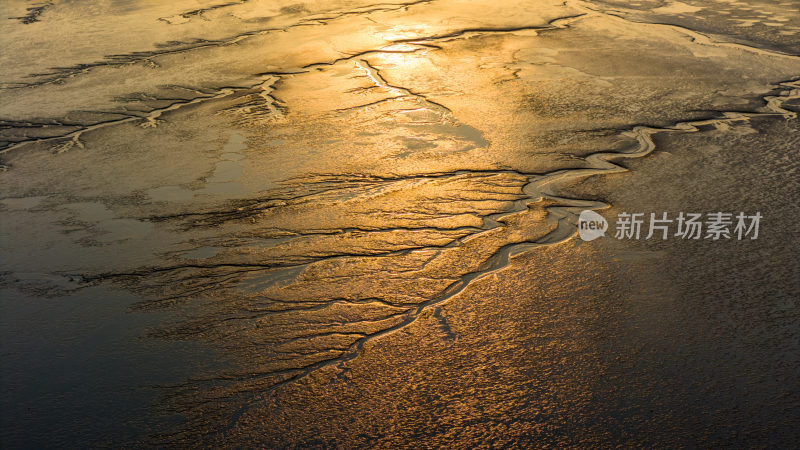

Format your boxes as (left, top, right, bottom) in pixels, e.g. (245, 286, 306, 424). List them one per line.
(1, 0, 798, 447)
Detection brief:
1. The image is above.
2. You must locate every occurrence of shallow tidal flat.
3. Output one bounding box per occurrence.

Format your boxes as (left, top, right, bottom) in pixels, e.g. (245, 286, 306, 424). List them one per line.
(1, 0, 798, 447)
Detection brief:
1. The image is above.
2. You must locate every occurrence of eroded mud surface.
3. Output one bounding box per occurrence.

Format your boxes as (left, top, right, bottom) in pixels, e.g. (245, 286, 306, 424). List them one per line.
(1, 0, 798, 447)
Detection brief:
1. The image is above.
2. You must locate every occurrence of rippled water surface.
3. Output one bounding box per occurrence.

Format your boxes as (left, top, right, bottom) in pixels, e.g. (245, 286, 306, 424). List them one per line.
(1, 0, 799, 447)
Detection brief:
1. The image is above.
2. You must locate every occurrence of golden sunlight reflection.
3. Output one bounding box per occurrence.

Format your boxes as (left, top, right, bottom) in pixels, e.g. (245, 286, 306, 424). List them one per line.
(0, 0, 798, 447)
